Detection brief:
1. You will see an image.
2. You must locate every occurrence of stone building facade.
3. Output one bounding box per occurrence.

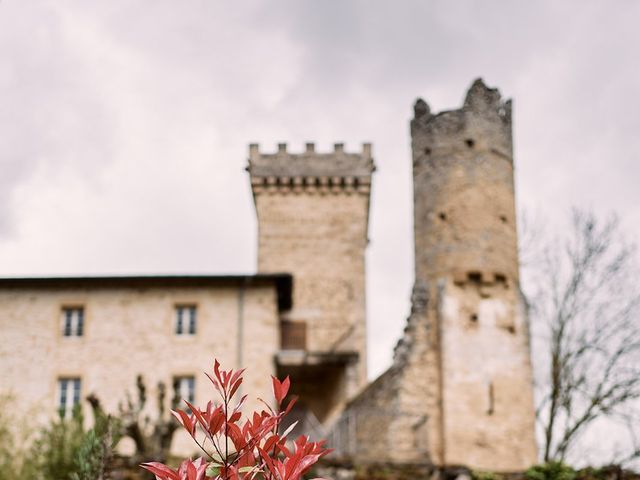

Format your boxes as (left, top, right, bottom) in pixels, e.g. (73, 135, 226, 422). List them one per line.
(0, 275, 291, 453)
(330, 79, 537, 472)
(0, 78, 536, 470)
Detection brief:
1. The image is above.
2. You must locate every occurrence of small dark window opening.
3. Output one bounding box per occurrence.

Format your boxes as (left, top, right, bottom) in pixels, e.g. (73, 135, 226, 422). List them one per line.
(500, 215, 508, 224)
(465, 139, 475, 148)
(468, 272, 482, 283)
(470, 313, 479, 323)
(506, 325, 516, 334)
(495, 273, 507, 283)
(438, 212, 447, 221)
(424, 147, 432, 156)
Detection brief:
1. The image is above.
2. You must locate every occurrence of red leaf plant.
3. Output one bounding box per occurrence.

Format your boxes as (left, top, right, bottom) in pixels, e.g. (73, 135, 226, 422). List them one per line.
(141, 360, 331, 480)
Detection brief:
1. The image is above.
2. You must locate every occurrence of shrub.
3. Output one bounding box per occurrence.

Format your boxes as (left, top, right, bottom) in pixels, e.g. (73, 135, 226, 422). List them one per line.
(21, 406, 87, 479)
(472, 471, 503, 480)
(0, 396, 21, 480)
(0, 399, 119, 480)
(70, 403, 120, 480)
(525, 462, 577, 480)
(141, 359, 331, 480)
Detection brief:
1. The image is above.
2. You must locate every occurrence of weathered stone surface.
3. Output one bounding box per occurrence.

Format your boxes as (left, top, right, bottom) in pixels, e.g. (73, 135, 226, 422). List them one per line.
(332, 79, 537, 472)
(0, 277, 285, 456)
(248, 143, 375, 422)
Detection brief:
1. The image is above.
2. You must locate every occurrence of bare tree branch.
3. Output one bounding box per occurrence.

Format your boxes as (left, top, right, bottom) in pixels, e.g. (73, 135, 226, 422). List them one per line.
(525, 208, 640, 465)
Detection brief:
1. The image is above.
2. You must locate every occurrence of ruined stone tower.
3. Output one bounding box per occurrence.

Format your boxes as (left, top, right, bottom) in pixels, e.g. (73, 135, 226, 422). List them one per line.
(332, 79, 537, 472)
(247, 143, 375, 427)
(410, 78, 537, 469)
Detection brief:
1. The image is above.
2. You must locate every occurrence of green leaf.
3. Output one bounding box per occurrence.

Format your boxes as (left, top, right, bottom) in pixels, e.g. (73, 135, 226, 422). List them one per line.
(239, 466, 254, 473)
(206, 465, 221, 476)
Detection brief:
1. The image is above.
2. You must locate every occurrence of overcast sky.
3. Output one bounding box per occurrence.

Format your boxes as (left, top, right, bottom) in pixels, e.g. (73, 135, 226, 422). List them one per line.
(1, 1, 639, 387)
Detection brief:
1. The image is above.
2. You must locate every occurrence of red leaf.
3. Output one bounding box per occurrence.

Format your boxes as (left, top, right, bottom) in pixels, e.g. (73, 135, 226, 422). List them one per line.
(233, 394, 248, 416)
(205, 372, 224, 398)
(263, 434, 280, 452)
(187, 462, 197, 480)
(213, 359, 222, 384)
(227, 421, 246, 451)
(228, 465, 240, 480)
(283, 396, 298, 416)
(230, 368, 246, 386)
(185, 400, 209, 433)
(281, 376, 290, 400)
(258, 447, 279, 479)
(277, 442, 291, 457)
(229, 377, 243, 399)
(140, 462, 179, 480)
(171, 409, 196, 437)
(209, 407, 225, 435)
(271, 375, 290, 406)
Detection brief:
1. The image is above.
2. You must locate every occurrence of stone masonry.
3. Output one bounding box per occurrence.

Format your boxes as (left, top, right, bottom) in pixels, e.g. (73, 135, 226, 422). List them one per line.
(331, 79, 537, 472)
(248, 142, 375, 424)
(0, 275, 289, 456)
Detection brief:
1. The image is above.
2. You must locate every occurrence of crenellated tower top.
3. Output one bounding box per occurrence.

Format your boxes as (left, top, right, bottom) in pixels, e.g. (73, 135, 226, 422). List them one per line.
(247, 143, 375, 195)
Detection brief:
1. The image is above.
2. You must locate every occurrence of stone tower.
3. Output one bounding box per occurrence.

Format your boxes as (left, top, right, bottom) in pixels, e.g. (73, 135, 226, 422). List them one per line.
(410, 78, 537, 469)
(247, 142, 375, 425)
(331, 79, 537, 472)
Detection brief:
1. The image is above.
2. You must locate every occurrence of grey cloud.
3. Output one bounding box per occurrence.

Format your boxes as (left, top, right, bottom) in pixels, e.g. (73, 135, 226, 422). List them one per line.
(0, 1, 116, 235)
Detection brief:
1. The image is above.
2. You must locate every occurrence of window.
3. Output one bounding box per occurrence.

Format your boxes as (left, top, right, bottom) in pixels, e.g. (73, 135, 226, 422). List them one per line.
(173, 376, 195, 406)
(58, 377, 81, 418)
(61, 307, 84, 337)
(175, 305, 196, 335)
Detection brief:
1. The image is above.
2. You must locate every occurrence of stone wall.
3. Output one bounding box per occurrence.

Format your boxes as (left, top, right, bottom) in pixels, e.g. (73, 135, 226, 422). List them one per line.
(437, 278, 537, 470)
(330, 79, 537, 472)
(248, 142, 375, 389)
(330, 282, 437, 464)
(0, 277, 284, 455)
(411, 79, 536, 470)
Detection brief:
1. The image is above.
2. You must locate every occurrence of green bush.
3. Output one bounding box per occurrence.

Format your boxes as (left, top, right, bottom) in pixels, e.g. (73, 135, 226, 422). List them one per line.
(0, 410, 17, 480)
(21, 407, 87, 479)
(472, 471, 503, 480)
(526, 462, 577, 480)
(0, 394, 32, 480)
(0, 403, 119, 480)
(70, 427, 114, 480)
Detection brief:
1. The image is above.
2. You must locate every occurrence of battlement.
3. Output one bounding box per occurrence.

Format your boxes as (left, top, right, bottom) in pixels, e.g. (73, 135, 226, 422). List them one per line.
(247, 143, 375, 195)
(411, 78, 512, 160)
